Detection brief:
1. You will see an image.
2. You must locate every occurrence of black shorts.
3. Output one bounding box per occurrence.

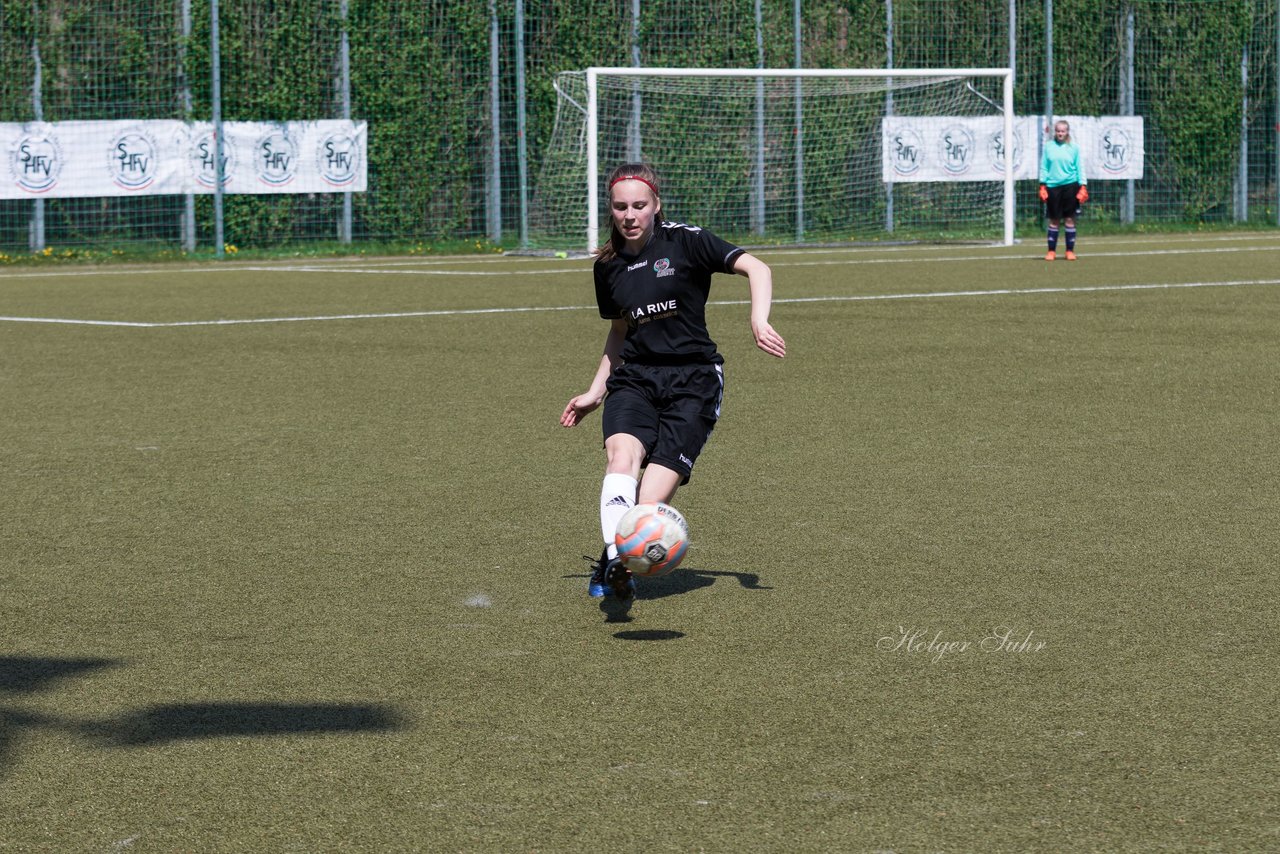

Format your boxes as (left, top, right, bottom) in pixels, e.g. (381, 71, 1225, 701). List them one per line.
(602, 361, 724, 484)
(1045, 183, 1081, 221)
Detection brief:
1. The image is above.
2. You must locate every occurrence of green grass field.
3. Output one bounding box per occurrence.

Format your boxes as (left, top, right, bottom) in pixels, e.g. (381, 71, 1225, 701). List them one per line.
(2, 234, 1277, 851)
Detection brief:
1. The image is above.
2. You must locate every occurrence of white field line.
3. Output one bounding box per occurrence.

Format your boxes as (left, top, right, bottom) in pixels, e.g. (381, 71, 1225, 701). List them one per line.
(2, 240, 1280, 281)
(261, 243, 1280, 274)
(762, 231, 1280, 256)
(251, 243, 1280, 274)
(4, 277, 1279, 329)
(0, 304, 586, 327)
(778, 244, 1280, 267)
(753, 278, 1280, 305)
(0, 263, 579, 279)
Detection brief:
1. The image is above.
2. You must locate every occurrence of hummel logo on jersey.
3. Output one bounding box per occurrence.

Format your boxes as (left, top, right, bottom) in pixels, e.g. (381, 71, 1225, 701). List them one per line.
(605, 495, 631, 508)
(626, 260, 647, 271)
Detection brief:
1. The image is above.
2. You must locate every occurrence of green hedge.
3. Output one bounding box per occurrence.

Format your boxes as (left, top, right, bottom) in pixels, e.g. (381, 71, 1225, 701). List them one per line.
(0, 0, 1274, 250)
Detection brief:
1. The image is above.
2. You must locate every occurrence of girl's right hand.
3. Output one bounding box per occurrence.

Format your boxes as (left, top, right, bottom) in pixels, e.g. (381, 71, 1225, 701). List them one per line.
(560, 393, 602, 427)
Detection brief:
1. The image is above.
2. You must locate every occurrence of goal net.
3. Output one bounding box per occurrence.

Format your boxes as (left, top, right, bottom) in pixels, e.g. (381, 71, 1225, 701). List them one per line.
(528, 67, 1015, 252)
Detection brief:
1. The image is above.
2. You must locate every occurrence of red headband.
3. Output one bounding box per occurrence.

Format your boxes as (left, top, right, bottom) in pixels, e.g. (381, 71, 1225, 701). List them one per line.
(609, 174, 660, 196)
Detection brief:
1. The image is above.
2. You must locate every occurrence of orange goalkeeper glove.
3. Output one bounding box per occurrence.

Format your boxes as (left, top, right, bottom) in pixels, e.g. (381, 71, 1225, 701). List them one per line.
(1038, 184, 1049, 202)
(1076, 186, 1089, 203)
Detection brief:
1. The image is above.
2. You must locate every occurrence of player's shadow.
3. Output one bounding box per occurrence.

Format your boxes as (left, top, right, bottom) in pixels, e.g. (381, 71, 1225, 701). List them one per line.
(566, 567, 772, 602)
(81, 701, 403, 747)
(1, 655, 121, 783)
(0, 655, 119, 695)
(0, 654, 405, 782)
(636, 567, 772, 601)
(599, 566, 771, 622)
(569, 566, 772, 623)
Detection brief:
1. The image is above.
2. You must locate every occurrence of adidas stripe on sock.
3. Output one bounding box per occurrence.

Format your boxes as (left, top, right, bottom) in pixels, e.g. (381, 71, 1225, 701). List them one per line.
(600, 473, 638, 560)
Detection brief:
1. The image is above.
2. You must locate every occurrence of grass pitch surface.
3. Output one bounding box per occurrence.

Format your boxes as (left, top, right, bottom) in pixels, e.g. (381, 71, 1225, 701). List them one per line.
(2, 234, 1278, 851)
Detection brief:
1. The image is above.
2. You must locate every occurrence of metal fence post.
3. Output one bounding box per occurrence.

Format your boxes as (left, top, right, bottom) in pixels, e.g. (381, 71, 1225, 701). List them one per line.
(794, 0, 804, 244)
(753, 0, 765, 236)
(1123, 6, 1135, 224)
(1238, 39, 1248, 223)
(181, 0, 196, 251)
(487, 0, 501, 243)
(515, 0, 529, 248)
(629, 0, 641, 161)
(1045, 0, 1053, 120)
(340, 0, 352, 244)
(885, 0, 894, 235)
(211, 0, 225, 258)
(30, 0, 45, 253)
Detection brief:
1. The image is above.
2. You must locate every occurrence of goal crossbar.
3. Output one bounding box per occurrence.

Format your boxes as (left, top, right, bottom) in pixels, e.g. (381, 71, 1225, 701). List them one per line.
(581, 66, 1016, 249)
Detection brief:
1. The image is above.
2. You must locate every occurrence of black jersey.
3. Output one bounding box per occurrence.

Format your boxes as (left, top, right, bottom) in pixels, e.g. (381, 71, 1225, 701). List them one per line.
(594, 221, 744, 365)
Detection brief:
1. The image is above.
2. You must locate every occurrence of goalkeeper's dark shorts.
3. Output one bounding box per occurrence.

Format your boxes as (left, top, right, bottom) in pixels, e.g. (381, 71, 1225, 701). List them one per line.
(1045, 183, 1082, 220)
(602, 361, 724, 484)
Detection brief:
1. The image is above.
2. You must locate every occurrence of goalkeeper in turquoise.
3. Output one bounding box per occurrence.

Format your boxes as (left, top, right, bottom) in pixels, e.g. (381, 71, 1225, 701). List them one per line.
(1038, 119, 1088, 261)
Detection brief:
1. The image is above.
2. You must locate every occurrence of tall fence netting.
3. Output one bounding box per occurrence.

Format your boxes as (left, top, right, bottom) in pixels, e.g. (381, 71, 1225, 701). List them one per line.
(0, 0, 1276, 253)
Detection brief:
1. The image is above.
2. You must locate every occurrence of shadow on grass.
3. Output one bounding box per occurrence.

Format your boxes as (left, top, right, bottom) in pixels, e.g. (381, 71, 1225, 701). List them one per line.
(0, 655, 119, 695)
(598, 594, 634, 624)
(636, 566, 773, 600)
(1, 656, 122, 785)
(613, 629, 685, 641)
(590, 566, 772, 624)
(0, 655, 406, 783)
(567, 566, 772, 604)
(83, 701, 404, 747)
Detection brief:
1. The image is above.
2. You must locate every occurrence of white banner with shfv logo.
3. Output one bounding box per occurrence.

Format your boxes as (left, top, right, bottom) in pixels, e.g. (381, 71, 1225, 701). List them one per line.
(1, 119, 366, 199)
(883, 115, 1144, 182)
(1063, 116, 1145, 180)
(883, 116, 1041, 182)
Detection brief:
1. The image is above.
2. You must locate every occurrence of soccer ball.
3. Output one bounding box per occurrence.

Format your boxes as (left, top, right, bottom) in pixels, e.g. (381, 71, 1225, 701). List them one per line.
(614, 503, 690, 577)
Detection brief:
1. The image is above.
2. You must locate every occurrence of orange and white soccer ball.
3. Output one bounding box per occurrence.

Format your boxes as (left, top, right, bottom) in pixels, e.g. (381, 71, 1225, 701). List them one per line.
(614, 503, 690, 577)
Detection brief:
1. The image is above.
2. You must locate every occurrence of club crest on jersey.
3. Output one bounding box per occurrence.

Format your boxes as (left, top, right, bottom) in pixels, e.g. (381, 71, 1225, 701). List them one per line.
(653, 257, 675, 278)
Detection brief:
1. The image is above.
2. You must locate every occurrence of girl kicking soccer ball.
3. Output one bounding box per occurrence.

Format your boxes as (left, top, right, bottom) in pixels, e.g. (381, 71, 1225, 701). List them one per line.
(560, 163, 786, 600)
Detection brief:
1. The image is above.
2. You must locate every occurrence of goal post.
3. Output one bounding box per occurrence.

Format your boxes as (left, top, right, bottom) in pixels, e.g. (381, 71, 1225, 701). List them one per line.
(529, 67, 1016, 252)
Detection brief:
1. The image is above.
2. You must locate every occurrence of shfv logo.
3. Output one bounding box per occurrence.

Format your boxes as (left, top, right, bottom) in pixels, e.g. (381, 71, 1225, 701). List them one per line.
(189, 131, 234, 189)
(257, 129, 298, 187)
(987, 128, 1023, 175)
(1097, 124, 1133, 175)
(110, 128, 159, 191)
(317, 131, 359, 187)
(891, 127, 924, 177)
(9, 130, 63, 193)
(939, 125, 975, 176)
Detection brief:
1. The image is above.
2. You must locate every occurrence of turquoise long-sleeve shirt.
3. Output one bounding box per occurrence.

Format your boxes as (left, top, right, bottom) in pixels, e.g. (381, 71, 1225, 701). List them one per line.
(1040, 140, 1086, 187)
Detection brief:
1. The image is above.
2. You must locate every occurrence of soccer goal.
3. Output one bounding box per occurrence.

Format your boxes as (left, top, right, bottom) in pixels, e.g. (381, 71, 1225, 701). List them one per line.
(528, 67, 1015, 252)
